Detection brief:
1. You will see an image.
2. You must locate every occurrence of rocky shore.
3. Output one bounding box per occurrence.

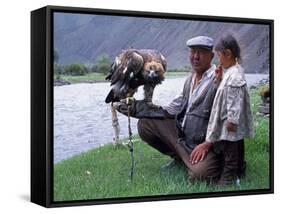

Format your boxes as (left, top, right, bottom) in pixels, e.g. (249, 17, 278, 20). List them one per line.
(54, 79, 71, 86)
(54, 79, 109, 86)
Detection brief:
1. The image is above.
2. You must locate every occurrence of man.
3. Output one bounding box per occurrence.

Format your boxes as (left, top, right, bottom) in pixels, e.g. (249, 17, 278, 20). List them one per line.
(117, 36, 222, 182)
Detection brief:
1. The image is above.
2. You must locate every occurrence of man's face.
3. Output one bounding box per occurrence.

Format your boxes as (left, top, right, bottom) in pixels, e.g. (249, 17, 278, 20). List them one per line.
(189, 47, 214, 73)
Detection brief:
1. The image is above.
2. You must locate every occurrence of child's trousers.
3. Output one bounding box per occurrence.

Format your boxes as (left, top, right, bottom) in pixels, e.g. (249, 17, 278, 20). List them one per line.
(218, 139, 246, 185)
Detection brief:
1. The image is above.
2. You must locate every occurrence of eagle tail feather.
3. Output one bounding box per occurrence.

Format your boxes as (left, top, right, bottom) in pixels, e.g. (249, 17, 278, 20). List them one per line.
(105, 89, 119, 103)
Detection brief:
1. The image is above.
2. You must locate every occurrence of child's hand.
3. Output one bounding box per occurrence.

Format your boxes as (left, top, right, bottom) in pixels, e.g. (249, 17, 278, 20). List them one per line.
(226, 121, 237, 132)
(215, 64, 223, 83)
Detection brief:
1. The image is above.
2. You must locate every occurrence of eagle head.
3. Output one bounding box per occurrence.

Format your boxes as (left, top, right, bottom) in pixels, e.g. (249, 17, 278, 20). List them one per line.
(142, 61, 165, 84)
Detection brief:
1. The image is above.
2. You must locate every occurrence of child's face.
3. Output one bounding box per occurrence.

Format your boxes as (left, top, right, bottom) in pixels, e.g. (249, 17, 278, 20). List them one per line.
(217, 51, 228, 68)
(216, 50, 234, 69)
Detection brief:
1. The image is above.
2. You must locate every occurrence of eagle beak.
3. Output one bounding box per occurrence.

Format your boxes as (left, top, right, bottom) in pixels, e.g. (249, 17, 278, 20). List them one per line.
(149, 70, 157, 77)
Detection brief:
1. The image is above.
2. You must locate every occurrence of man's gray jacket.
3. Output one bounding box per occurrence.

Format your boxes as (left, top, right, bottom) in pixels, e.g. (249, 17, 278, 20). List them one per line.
(165, 72, 219, 154)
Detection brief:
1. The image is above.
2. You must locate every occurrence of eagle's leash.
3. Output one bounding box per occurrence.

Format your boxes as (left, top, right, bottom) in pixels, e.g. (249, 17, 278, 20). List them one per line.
(126, 97, 134, 181)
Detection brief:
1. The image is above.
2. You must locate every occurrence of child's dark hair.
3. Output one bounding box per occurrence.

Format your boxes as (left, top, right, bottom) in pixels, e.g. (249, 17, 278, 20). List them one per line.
(215, 34, 242, 63)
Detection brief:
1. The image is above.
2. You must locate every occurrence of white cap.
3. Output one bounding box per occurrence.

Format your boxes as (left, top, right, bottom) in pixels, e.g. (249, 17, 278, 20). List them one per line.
(186, 36, 214, 50)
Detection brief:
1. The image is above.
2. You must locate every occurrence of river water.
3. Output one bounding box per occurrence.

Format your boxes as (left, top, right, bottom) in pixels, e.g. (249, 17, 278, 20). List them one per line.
(54, 74, 268, 163)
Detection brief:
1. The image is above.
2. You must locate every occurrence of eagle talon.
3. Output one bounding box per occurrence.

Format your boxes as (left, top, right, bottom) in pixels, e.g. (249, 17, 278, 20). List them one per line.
(126, 97, 135, 105)
(120, 97, 135, 105)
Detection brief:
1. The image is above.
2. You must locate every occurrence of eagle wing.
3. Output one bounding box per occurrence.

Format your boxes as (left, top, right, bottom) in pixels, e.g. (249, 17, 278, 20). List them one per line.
(106, 49, 144, 85)
(105, 49, 167, 103)
(105, 49, 144, 103)
(160, 53, 167, 71)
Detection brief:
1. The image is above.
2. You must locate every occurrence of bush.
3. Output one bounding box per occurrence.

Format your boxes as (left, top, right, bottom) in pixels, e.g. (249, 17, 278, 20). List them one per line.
(54, 49, 59, 63)
(54, 54, 111, 77)
(64, 63, 88, 76)
(93, 54, 111, 75)
(258, 84, 270, 98)
(54, 63, 63, 75)
(54, 63, 63, 80)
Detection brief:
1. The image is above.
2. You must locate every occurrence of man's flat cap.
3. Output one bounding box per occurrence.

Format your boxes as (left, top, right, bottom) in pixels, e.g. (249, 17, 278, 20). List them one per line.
(186, 36, 214, 51)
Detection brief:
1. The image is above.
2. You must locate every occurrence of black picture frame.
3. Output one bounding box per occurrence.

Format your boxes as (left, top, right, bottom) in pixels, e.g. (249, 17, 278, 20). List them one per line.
(31, 5, 274, 208)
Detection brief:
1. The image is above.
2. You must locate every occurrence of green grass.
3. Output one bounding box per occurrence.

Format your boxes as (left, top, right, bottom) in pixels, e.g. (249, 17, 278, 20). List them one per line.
(60, 73, 107, 83)
(165, 71, 189, 77)
(54, 89, 270, 201)
(58, 71, 189, 84)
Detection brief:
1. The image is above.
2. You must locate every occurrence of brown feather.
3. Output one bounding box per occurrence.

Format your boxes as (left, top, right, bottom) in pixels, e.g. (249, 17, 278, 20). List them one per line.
(105, 49, 167, 103)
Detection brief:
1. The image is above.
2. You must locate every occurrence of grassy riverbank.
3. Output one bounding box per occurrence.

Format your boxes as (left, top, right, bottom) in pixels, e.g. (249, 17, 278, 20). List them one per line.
(54, 89, 270, 202)
(56, 71, 188, 84)
(59, 73, 107, 83)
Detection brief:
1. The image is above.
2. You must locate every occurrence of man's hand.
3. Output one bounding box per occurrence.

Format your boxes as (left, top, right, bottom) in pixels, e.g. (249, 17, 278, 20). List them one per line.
(113, 99, 168, 119)
(113, 98, 136, 116)
(190, 141, 213, 164)
(226, 121, 237, 132)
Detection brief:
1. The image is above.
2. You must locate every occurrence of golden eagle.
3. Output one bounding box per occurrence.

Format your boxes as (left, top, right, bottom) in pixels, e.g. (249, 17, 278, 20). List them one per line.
(105, 49, 167, 106)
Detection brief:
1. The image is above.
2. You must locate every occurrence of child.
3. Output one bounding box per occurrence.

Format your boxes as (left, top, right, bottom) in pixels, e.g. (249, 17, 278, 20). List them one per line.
(205, 34, 254, 185)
